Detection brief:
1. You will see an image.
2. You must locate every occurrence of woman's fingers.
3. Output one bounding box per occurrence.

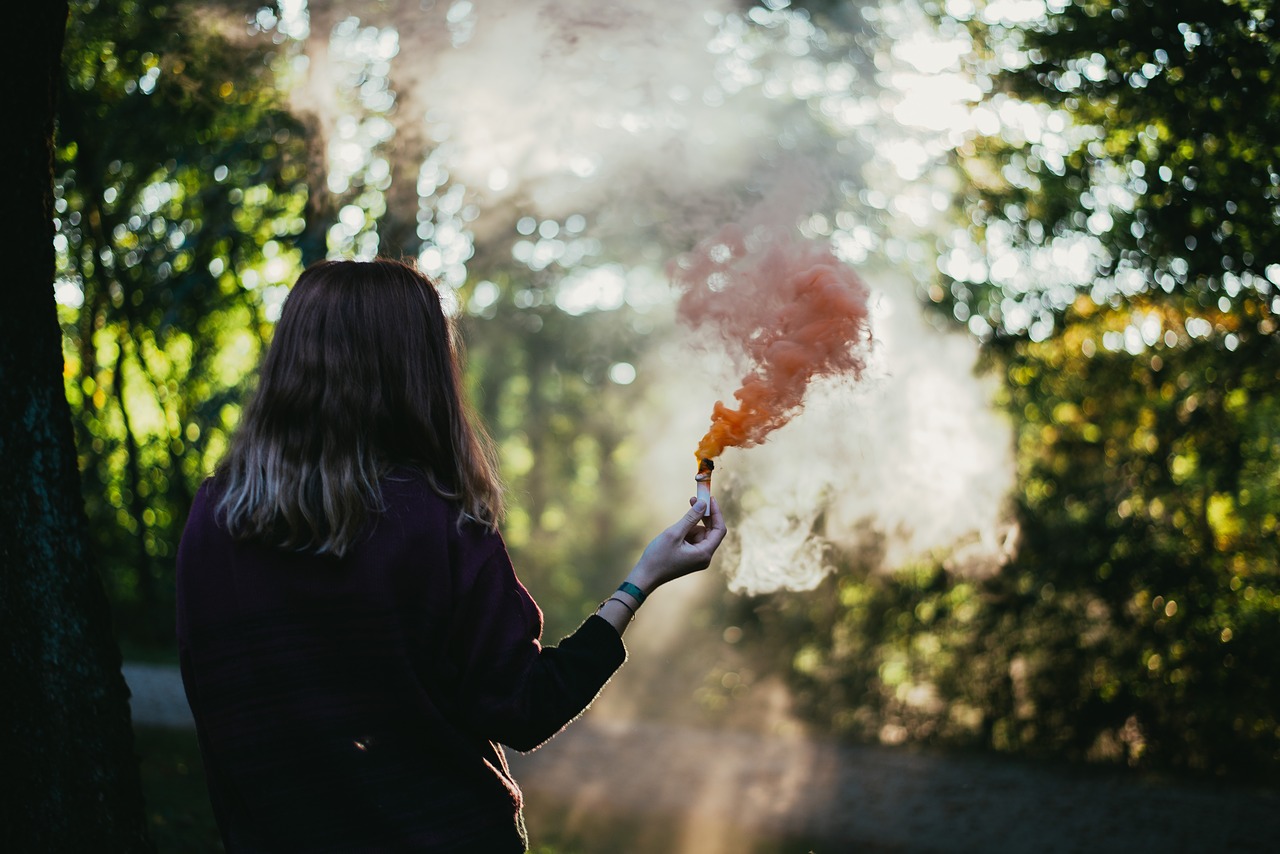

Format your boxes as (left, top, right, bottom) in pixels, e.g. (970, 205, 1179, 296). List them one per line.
(634, 497, 728, 587)
(672, 500, 708, 538)
(697, 497, 727, 551)
(675, 498, 725, 563)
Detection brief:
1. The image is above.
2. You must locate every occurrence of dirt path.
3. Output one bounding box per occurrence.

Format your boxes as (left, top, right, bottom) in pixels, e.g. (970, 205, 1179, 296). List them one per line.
(510, 717, 1278, 853)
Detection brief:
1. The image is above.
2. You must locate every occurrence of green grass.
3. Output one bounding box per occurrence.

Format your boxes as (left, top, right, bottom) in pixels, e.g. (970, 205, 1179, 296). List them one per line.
(134, 727, 223, 853)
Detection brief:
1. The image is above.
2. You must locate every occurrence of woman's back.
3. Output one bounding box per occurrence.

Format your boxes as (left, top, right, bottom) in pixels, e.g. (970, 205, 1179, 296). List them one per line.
(178, 470, 622, 852)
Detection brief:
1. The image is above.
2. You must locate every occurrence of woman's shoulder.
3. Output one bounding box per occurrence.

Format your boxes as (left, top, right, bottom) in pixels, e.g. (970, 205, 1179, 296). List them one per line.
(185, 475, 232, 534)
(177, 476, 232, 571)
(186, 475, 220, 524)
(379, 467, 503, 549)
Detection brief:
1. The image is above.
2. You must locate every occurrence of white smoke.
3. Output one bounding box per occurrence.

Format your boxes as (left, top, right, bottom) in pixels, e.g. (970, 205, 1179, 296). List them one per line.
(720, 269, 1016, 593)
(291, 0, 825, 258)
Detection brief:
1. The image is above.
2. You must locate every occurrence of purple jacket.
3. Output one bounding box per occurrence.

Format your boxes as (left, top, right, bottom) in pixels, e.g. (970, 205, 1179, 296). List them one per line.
(176, 471, 626, 852)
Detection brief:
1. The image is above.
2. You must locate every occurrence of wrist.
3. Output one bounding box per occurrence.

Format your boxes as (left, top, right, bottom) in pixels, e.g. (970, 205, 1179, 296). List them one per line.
(595, 597, 634, 637)
(625, 564, 660, 599)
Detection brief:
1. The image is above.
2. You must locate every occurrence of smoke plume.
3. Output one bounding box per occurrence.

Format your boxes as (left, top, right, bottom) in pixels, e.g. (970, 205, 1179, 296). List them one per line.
(672, 223, 872, 461)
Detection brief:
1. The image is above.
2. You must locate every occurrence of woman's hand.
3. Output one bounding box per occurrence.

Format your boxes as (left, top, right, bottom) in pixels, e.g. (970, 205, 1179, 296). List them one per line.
(594, 497, 728, 636)
(629, 497, 727, 594)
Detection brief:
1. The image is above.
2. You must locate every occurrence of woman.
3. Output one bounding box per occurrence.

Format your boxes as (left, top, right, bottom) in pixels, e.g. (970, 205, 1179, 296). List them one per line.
(176, 258, 726, 853)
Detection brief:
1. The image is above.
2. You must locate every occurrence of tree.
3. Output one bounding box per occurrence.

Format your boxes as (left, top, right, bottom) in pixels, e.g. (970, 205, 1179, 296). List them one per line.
(933, 0, 1280, 772)
(55, 0, 309, 642)
(0, 1, 152, 849)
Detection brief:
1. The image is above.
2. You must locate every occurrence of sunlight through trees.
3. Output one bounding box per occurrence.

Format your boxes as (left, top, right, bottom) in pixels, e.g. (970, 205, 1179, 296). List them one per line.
(48, 0, 1280, 778)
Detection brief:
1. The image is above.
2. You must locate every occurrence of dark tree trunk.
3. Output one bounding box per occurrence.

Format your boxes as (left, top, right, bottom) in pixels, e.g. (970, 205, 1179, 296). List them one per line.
(0, 3, 153, 850)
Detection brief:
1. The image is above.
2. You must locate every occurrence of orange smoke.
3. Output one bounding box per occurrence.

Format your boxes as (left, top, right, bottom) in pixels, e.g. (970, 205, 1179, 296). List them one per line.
(672, 223, 871, 461)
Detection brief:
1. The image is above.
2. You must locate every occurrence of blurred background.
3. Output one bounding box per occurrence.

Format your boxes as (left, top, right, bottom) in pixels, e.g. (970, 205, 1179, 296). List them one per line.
(54, 0, 1278, 850)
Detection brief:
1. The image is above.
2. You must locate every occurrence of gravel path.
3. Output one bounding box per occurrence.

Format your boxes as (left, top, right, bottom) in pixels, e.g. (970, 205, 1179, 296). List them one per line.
(125, 663, 1280, 853)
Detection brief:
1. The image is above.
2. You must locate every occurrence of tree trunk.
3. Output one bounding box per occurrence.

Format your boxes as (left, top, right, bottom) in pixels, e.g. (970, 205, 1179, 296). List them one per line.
(0, 3, 153, 850)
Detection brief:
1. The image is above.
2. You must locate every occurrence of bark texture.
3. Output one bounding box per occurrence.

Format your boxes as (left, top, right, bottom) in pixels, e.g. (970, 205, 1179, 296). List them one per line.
(0, 2, 153, 850)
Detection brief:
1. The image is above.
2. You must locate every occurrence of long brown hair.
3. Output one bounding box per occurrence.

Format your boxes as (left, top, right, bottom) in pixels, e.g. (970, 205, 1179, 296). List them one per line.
(216, 258, 503, 555)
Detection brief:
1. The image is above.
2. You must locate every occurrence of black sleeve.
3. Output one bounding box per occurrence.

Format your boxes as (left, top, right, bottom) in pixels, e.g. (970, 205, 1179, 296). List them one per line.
(449, 547, 627, 752)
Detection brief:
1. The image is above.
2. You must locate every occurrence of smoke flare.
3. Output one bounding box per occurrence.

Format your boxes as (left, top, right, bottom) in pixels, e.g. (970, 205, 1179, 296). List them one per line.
(673, 224, 872, 460)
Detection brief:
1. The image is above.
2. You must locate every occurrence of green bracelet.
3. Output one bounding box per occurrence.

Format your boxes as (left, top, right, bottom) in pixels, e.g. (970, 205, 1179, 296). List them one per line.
(617, 581, 647, 604)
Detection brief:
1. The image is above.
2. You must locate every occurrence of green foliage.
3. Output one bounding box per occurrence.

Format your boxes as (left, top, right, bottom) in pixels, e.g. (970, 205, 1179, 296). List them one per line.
(56, 0, 308, 640)
(943, 0, 1279, 335)
(752, 559, 995, 750)
(747, 0, 1280, 778)
(948, 0, 1280, 774)
(989, 318, 1280, 773)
